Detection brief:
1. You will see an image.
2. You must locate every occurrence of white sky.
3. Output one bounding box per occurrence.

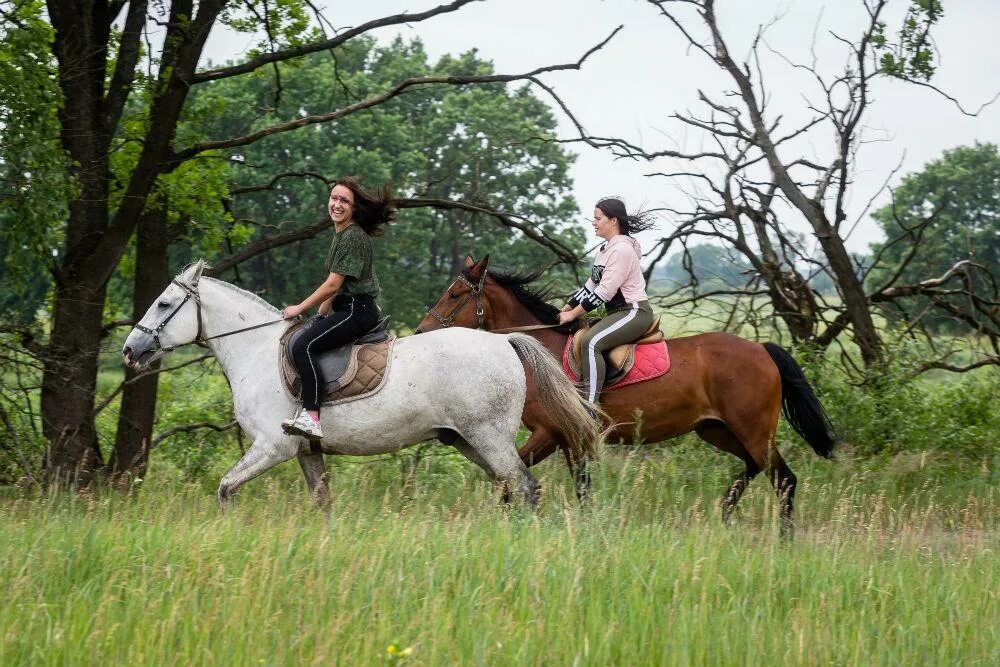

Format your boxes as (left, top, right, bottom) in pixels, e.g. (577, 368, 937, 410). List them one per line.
(204, 0, 1000, 257)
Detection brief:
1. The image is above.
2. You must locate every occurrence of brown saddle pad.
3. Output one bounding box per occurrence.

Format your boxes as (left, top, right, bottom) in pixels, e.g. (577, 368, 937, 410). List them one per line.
(568, 313, 664, 386)
(279, 320, 395, 405)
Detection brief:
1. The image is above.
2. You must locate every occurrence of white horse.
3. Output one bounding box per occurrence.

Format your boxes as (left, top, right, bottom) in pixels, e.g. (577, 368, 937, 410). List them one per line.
(122, 261, 597, 507)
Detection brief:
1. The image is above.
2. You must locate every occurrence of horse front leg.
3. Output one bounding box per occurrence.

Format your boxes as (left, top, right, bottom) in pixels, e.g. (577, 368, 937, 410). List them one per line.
(560, 441, 591, 504)
(218, 438, 299, 508)
(297, 450, 332, 511)
(520, 428, 591, 503)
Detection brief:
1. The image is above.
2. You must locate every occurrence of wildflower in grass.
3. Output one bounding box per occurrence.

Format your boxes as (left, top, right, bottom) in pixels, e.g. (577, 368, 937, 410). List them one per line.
(386, 643, 414, 661)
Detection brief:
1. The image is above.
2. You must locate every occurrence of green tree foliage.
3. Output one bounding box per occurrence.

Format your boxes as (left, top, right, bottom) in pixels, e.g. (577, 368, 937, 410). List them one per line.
(0, 1, 74, 320)
(0, 0, 588, 485)
(869, 143, 1000, 329)
(873, 0, 943, 80)
(186, 38, 582, 326)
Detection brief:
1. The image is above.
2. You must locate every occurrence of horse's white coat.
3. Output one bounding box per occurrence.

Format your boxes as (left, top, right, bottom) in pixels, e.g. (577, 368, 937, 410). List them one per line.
(122, 262, 537, 504)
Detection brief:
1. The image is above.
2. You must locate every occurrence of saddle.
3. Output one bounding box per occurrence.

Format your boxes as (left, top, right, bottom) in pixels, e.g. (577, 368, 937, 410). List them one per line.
(279, 316, 395, 405)
(567, 314, 664, 387)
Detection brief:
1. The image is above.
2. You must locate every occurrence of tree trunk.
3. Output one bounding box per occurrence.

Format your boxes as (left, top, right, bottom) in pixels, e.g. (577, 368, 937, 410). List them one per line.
(744, 211, 819, 342)
(41, 0, 223, 486)
(41, 280, 108, 486)
(700, 0, 885, 368)
(42, 0, 114, 486)
(814, 224, 883, 366)
(109, 207, 170, 485)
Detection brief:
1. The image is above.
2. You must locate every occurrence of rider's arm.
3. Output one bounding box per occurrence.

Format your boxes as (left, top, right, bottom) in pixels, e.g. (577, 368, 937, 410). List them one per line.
(561, 277, 598, 323)
(564, 275, 598, 312)
(284, 272, 345, 318)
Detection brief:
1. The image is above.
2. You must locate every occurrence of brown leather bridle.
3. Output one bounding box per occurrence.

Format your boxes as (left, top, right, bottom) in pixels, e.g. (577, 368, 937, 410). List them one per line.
(423, 270, 488, 330)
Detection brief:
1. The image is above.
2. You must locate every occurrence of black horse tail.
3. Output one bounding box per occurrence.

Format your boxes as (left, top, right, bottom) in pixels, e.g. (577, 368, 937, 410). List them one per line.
(763, 343, 836, 459)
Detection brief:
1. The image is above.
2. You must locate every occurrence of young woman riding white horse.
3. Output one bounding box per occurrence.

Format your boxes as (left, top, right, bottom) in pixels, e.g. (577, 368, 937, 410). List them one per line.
(122, 261, 598, 508)
(280, 177, 391, 442)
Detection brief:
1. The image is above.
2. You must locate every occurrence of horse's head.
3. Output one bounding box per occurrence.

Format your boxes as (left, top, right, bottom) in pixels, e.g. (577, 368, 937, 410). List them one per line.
(122, 261, 207, 370)
(415, 255, 493, 334)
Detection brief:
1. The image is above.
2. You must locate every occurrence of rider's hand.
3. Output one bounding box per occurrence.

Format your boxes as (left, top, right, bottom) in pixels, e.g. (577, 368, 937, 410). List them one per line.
(558, 310, 578, 325)
(282, 304, 305, 319)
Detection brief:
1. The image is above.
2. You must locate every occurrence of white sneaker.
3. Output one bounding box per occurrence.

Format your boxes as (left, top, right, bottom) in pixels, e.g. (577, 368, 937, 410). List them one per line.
(281, 411, 323, 441)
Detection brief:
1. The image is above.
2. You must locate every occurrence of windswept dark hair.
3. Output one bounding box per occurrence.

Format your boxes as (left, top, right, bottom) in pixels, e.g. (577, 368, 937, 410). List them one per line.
(336, 176, 396, 237)
(595, 197, 657, 235)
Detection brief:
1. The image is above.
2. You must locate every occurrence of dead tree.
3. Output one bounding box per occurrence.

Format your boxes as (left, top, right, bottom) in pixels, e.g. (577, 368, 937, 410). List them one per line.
(622, 0, 995, 373)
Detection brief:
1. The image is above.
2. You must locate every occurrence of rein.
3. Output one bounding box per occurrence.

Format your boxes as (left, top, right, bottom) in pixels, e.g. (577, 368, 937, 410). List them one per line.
(492, 324, 562, 334)
(135, 278, 286, 353)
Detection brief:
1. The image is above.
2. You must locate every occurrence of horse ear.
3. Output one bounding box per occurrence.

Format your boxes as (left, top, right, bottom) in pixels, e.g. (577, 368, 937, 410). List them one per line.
(474, 255, 490, 273)
(464, 255, 476, 269)
(183, 259, 207, 286)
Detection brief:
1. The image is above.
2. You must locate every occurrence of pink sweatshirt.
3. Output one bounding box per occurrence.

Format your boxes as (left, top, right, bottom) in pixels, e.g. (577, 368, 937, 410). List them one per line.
(586, 235, 648, 305)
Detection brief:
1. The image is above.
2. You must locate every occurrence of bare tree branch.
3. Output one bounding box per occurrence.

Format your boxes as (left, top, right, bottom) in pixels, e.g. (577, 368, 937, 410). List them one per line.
(211, 195, 583, 277)
(191, 0, 478, 84)
(917, 357, 1000, 373)
(151, 420, 239, 449)
(172, 28, 622, 165)
(0, 401, 41, 489)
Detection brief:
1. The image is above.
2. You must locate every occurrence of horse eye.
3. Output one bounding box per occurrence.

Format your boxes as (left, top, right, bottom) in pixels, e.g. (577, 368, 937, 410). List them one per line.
(157, 300, 170, 308)
(448, 292, 460, 300)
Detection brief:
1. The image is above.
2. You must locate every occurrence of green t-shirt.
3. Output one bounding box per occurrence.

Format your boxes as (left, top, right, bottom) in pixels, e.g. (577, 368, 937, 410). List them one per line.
(324, 223, 380, 298)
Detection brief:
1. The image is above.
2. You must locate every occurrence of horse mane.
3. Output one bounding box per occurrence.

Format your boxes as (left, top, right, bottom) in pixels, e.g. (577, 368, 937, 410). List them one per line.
(463, 266, 581, 332)
(201, 277, 281, 314)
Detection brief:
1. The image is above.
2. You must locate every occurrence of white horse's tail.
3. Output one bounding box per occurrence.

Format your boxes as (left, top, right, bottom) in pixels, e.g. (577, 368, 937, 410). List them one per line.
(506, 333, 600, 463)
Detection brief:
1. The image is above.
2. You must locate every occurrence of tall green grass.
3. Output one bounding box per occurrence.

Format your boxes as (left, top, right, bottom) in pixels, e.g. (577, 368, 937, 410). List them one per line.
(2, 448, 996, 665)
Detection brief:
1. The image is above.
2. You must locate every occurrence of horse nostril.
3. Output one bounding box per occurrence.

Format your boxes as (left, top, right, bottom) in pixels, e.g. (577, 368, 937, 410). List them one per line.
(123, 346, 132, 360)
(413, 327, 423, 335)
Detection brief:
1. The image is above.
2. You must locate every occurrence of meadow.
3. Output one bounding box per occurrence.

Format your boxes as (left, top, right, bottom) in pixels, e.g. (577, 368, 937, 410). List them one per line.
(2, 442, 996, 666)
(3, 291, 998, 665)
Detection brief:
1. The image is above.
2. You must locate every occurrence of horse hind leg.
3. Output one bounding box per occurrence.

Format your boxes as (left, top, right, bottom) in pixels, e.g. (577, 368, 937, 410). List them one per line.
(722, 460, 761, 523)
(296, 450, 332, 511)
(768, 454, 797, 540)
(454, 434, 540, 508)
(695, 421, 760, 524)
(724, 421, 797, 540)
(558, 437, 591, 503)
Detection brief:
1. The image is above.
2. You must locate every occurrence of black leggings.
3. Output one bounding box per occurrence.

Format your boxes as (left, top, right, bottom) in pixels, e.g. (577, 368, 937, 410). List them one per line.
(291, 295, 379, 411)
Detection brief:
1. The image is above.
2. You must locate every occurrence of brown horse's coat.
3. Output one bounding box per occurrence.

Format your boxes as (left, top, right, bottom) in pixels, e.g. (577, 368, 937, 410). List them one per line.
(417, 256, 836, 535)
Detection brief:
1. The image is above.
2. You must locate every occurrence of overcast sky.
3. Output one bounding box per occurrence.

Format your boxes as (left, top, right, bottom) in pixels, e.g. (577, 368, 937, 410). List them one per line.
(204, 0, 1000, 256)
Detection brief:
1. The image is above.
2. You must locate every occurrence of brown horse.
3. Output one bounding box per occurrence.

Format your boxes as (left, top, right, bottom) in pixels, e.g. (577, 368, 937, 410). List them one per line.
(416, 256, 836, 534)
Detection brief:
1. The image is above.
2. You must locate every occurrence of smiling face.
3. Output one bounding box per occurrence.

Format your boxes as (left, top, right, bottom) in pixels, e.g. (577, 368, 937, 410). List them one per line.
(328, 184, 355, 225)
(592, 206, 620, 240)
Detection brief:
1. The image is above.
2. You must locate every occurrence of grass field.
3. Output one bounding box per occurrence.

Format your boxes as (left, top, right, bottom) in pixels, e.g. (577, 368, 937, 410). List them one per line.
(2, 444, 996, 666)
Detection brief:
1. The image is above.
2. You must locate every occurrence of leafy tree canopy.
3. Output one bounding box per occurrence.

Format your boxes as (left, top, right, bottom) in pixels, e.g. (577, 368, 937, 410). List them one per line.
(869, 142, 1000, 330)
(183, 37, 583, 326)
(0, 1, 74, 320)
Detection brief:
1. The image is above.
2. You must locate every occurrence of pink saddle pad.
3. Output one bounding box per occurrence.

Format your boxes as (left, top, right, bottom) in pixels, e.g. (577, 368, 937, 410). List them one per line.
(561, 338, 670, 392)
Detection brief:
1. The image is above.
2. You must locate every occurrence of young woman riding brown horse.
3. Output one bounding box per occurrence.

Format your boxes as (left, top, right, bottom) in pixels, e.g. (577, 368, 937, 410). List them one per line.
(557, 197, 657, 413)
(416, 255, 836, 537)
